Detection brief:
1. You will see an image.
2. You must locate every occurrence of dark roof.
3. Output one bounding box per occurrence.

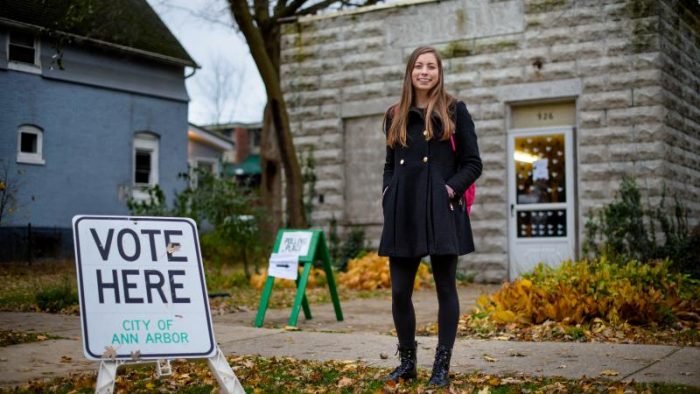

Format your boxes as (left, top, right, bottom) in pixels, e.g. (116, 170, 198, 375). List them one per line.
(0, 0, 197, 67)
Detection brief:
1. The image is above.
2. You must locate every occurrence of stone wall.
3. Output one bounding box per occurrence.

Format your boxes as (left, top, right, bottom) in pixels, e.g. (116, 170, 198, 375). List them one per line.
(279, 0, 699, 282)
(658, 0, 700, 221)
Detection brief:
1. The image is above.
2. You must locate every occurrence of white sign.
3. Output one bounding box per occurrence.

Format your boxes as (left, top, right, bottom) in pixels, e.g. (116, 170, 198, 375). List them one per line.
(277, 231, 313, 257)
(533, 158, 549, 181)
(267, 253, 299, 280)
(72, 215, 216, 360)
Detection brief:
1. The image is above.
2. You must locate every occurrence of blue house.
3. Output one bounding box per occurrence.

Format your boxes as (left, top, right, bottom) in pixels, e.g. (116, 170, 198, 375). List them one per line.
(0, 0, 197, 260)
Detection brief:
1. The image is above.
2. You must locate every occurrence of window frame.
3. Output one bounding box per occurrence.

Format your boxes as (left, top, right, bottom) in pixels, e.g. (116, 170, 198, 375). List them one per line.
(7, 31, 41, 74)
(16, 125, 45, 165)
(132, 133, 159, 201)
(189, 157, 219, 189)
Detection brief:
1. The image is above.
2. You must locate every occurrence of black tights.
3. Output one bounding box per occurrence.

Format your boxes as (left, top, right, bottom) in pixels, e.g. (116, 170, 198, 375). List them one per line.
(390, 255, 459, 349)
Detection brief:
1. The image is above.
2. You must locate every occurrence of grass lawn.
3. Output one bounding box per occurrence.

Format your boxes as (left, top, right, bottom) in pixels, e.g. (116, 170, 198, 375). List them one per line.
(0, 260, 390, 315)
(3, 355, 698, 394)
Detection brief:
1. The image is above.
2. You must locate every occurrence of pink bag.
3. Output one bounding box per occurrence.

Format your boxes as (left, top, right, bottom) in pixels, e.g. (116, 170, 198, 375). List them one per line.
(450, 135, 476, 216)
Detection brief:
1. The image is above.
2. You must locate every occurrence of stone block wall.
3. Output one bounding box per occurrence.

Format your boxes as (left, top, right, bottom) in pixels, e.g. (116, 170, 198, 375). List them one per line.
(280, 0, 699, 283)
(658, 0, 700, 221)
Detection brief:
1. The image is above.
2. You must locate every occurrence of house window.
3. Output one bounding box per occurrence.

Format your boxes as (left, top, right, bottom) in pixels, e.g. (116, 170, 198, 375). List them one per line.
(189, 158, 218, 188)
(8, 31, 40, 73)
(16, 125, 45, 165)
(132, 133, 159, 200)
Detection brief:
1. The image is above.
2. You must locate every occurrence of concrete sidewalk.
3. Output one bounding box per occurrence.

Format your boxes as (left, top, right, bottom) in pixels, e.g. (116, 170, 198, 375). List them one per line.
(1, 286, 698, 388)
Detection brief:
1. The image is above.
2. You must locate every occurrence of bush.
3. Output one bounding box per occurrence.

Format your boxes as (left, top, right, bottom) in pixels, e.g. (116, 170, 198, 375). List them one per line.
(127, 168, 269, 278)
(35, 283, 78, 313)
(584, 177, 699, 278)
(476, 258, 700, 327)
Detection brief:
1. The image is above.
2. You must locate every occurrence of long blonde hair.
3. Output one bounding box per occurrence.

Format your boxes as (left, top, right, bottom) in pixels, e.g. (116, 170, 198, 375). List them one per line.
(386, 46, 454, 148)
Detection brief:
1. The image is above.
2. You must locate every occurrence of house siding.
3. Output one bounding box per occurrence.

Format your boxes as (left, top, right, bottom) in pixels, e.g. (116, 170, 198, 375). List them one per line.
(0, 69, 188, 229)
(279, 0, 700, 282)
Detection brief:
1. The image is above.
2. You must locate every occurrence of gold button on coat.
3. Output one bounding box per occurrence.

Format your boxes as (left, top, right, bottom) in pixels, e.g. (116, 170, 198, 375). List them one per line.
(400, 159, 405, 165)
(423, 156, 428, 163)
(423, 130, 428, 136)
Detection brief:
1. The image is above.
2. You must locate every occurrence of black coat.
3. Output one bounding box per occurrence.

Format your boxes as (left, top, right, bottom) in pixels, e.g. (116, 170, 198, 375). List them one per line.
(378, 100, 482, 258)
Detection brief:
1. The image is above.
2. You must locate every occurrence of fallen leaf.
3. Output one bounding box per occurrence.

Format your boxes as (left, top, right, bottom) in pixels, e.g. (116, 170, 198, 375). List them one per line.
(36, 335, 48, 341)
(102, 346, 117, 360)
(557, 364, 567, 369)
(337, 376, 354, 388)
(483, 355, 498, 362)
(600, 369, 619, 376)
(284, 325, 300, 331)
(166, 243, 181, 254)
(500, 377, 523, 384)
(477, 386, 491, 394)
(60, 356, 72, 363)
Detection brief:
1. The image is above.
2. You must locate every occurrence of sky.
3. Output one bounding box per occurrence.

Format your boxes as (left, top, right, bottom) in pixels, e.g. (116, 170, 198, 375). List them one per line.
(147, 0, 267, 126)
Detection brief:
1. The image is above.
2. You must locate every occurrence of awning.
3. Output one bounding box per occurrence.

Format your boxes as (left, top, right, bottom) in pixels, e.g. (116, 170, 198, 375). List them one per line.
(224, 154, 261, 176)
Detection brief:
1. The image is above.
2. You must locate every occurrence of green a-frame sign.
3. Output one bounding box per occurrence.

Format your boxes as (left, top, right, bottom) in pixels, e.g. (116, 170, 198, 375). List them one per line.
(255, 229, 343, 328)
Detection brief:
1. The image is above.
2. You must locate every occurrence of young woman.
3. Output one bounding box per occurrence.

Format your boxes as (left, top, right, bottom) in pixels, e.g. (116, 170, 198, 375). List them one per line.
(379, 46, 482, 387)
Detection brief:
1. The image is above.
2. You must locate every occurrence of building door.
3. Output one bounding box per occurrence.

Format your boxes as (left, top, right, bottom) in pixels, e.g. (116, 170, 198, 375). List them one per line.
(507, 103, 576, 279)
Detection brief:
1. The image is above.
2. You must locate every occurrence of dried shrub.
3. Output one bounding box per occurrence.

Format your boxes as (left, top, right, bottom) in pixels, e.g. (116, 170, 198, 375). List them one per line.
(337, 252, 432, 290)
(249, 267, 327, 290)
(476, 258, 700, 327)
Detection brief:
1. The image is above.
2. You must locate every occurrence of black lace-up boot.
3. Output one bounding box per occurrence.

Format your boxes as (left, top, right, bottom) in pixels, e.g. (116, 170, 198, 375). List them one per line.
(385, 341, 417, 382)
(427, 343, 452, 387)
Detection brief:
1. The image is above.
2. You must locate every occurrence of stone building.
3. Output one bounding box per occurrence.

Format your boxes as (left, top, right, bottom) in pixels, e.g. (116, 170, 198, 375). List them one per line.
(279, 0, 699, 282)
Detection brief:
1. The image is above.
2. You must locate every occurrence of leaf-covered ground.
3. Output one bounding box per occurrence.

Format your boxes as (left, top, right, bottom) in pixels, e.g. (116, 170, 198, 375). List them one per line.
(207, 285, 391, 315)
(0, 330, 61, 347)
(417, 315, 699, 347)
(3, 355, 698, 394)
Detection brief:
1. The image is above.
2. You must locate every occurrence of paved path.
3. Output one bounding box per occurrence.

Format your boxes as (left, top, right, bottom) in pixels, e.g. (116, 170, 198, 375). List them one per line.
(1, 285, 698, 388)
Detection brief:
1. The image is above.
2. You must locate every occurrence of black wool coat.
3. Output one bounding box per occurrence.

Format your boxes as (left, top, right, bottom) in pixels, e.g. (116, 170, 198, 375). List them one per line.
(378, 100, 482, 258)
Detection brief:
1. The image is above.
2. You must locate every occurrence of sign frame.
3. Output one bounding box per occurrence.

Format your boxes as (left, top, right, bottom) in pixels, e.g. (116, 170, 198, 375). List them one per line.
(72, 215, 215, 360)
(255, 229, 343, 328)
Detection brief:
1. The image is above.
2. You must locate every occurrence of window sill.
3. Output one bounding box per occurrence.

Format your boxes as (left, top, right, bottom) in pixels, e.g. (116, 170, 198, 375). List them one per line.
(16, 155, 45, 165)
(7, 61, 41, 75)
(131, 186, 156, 202)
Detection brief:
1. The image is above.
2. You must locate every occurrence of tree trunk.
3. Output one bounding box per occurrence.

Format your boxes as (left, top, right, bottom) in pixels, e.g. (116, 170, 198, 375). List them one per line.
(260, 102, 282, 241)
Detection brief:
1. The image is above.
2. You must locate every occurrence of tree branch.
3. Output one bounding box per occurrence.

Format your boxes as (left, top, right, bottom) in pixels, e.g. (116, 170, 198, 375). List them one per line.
(297, 0, 338, 16)
(229, 0, 279, 86)
(279, 0, 307, 18)
(253, 0, 270, 29)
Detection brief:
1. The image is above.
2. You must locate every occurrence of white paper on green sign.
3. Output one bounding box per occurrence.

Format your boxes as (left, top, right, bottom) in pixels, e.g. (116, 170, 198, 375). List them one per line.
(267, 253, 299, 280)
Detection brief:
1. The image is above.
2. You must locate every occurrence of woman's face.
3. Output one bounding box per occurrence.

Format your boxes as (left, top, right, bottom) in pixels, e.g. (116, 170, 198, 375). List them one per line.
(411, 52, 440, 94)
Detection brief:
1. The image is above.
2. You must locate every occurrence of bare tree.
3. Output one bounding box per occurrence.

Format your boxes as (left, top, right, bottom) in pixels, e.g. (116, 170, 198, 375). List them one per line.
(228, 0, 382, 231)
(0, 160, 20, 226)
(197, 54, 247, 125)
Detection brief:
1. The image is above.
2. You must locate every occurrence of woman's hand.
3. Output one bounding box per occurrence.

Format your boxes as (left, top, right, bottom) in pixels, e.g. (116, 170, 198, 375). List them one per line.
(445, 185, 455, 199)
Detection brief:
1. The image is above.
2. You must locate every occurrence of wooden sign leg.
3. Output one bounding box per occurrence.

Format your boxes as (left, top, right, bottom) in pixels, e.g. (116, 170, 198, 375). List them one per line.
(255, 276, 275, 327)
(296, 271, 312, 320)
(324, 261, 344, 322)
(319, 238, 344, 322)
(207, 346, 246, 394)
(288, 262, 313, 327)
(95, 360, 121, 394)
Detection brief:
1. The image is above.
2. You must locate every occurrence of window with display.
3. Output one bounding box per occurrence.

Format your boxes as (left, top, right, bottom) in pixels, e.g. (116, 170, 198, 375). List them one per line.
(513, 134, 566, 204)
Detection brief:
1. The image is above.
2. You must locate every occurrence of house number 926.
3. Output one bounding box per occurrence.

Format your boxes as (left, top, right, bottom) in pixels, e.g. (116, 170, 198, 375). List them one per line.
(537, 112, 554, 120)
